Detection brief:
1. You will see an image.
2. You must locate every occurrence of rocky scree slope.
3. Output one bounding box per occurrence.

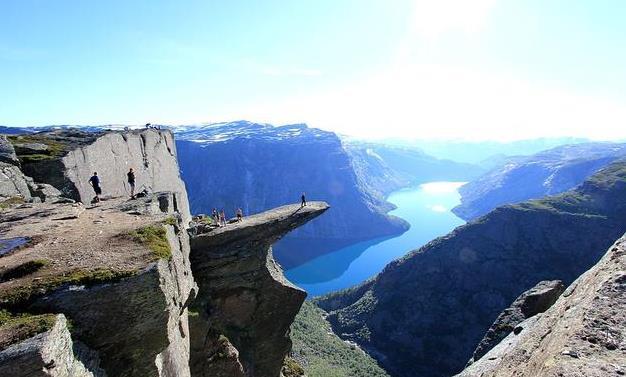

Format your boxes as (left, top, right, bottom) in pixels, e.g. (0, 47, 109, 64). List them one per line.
(457, 234, 626, 377)
(0, 129, 325, 377)
(175, 121, 408, 268)
(453, 142, 626, 220)
(316, 159, 626, 377)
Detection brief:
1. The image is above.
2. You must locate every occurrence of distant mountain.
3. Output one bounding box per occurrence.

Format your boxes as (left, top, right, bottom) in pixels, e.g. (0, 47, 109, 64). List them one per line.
(174, 121, 411, 269)
(344, 142, 484, 190)
(453, 142, 626, 220)
(316, 159, 626, 377)
(383, 137, 591, 164)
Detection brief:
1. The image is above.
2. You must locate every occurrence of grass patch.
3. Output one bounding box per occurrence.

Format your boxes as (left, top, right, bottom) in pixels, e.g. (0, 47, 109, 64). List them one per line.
(0, 196, 26, 210)
(0, 268, 136, 310)
(162, 216, 178, 226)
(128, 225, 172, 260)
(0, 260, 49, 283)
(7, 135, 66, 159)
(0, 310, 57, 350)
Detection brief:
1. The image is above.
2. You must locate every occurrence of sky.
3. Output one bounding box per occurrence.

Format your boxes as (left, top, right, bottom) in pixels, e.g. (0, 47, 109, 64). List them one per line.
(1, 0, 626, 141)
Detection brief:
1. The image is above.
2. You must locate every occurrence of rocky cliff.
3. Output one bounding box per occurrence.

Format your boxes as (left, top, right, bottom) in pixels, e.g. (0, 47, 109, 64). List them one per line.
(1, 128, 325, 377)
(175, 121, 408, 268)
(457, 234, 626, 377)
(8, 129, 190, 224)
(453, 142, 626, 220)
(188, 203, 328, 377)
(316, 159, 626, 377)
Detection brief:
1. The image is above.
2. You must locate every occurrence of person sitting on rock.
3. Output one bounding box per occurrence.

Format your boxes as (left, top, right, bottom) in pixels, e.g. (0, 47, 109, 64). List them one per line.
(89, 172, 102, 203)
(236, 208, 243, 222)
(127, 168, 136, 199)
(301, 192, 307, 207)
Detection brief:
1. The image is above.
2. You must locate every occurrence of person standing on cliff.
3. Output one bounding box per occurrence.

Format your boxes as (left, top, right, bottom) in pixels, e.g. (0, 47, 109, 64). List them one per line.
(127, 168, 136, 199)
(301, 192, 307, 207)
(236, 208, 243, 222)
(89, 172, 102, 203)
(220, 209, 226, 226)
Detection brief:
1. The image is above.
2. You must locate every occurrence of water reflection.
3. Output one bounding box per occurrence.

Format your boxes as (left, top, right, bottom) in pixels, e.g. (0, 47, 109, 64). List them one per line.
(286, 182, 466, 296)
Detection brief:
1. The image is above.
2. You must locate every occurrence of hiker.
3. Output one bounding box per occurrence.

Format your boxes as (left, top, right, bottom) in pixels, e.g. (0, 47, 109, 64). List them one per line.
(127, 168, 136, 199)
(220, 210, 226, 226)
(89, 172, 102, 203)
(212, 208, 219, 226)
(301, 192, 307, 207)
(236, 208, 243, 222)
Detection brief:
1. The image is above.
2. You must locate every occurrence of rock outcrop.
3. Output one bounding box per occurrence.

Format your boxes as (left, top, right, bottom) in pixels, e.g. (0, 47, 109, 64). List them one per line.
(188, 202, 329, 377)
(0, 196, 196, 377)
(457, 235, 626, 377)
(0, 314, 105, 377)
(316, 160, 626, 377)
(466, 280, 564, 365)
(8, 129, 190, 224)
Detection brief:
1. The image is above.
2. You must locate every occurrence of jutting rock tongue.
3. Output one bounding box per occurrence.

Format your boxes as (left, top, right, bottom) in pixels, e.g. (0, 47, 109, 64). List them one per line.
(188, 202, 329, 377)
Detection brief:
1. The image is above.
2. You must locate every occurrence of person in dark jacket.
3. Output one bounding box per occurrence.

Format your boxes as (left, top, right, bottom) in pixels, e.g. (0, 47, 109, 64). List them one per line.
(301, 192, 307, 207)
(127, 168, 136, 199)
(89, 172, 101, 202)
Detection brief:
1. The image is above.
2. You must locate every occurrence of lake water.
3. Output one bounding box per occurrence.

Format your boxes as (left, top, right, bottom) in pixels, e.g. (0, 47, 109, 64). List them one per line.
(285, 182, 466, 297)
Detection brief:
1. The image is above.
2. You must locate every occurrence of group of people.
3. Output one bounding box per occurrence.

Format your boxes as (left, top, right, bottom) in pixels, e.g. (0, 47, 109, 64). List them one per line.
(88, 170, 308, 217)
(88, 168, 136, 203)
(211, 207, 244, 227)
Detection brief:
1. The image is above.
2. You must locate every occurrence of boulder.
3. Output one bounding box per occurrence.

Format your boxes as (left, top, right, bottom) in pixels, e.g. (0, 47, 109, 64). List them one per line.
(466, 280, 565, 365)
(0, 136, 19, 166)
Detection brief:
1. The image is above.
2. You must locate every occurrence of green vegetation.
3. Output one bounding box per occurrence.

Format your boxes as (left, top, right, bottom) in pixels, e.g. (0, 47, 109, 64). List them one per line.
(282, 357, 306, 377)
(7, 134, 68, 162)
(163, 216, 178, 226)
(290, 301, 389, 377)
(0, 310, 57, 350)
(0, 196, 26, 209)
(128, 224, 172, 260)
(0, 259, 49, 283)
(0, 268, 136, 309)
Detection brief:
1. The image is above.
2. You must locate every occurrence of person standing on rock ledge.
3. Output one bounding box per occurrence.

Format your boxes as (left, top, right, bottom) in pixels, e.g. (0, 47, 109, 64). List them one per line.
(236, 208, 243, 222)
(301, 192, 307, 207)
(127, 168, 136, 199)
(89, 172, 102, 203)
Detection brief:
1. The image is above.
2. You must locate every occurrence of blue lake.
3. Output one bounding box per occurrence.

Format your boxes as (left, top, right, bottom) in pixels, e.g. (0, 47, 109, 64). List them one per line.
(285, 182, 466, 297)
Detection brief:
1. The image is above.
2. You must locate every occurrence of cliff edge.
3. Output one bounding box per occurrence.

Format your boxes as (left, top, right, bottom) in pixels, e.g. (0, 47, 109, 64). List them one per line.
(188, 202, 329, 377)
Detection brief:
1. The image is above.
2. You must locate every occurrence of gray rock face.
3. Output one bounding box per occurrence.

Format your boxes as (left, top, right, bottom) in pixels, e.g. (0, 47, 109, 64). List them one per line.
(0, 136, 19, 166)
(467, 280, 564, 365)
(0, 162, 32, 201)
(0, 314, 105, 377)
(189, 202, 329, 377)
(456, 235, 626, 377)
(12, 129, 190, 225)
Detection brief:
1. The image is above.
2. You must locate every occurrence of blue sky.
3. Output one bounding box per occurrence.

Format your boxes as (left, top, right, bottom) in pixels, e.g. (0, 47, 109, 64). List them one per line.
(1, 0, 626, 140)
